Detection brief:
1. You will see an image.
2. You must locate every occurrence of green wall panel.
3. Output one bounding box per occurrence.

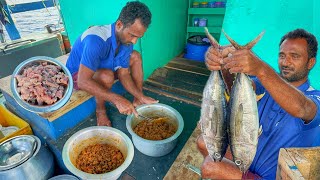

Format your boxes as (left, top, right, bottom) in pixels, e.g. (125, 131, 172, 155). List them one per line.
(140, 0, 188, 78)
(220, 0, 319, 89)
(59, 0, 188, 80)
(59, 0, 130, 44)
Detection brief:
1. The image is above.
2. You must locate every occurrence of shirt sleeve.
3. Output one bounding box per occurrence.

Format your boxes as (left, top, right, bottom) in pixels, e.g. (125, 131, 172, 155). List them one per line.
(302, 92, 320, 130)
(114, 45, 133, 71)
(80, 35, 106, 72)
(251, 77, 265, 95)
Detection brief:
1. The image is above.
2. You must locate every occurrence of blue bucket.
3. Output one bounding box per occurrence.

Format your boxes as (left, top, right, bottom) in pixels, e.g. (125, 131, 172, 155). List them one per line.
(184, 35, 210, 62)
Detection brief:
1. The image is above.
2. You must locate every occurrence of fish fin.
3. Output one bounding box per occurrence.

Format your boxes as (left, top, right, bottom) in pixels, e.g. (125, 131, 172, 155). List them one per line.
(235, 104, 243, 137)
(256, 92, 265, 101)
(243, 31, 265, 49)
(222, 29, 242, 49)
(204, 27, 220, 48)
(222, 29, 265, 50)
(224, 91, 230, 103)
(258, 125, 263, 137)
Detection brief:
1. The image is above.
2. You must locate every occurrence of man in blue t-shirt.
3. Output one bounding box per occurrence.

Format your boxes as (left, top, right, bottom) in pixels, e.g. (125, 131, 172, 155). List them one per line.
(66, 1, 158, 126)
(197, 29, 320, 179)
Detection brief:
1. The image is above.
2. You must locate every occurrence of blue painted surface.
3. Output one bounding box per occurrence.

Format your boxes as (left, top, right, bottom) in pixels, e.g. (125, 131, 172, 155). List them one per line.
(8, 1, 55, 14)
(289, 165, 298, 170)
(3, 91, 96, 140)
(3, 5, 21, 40)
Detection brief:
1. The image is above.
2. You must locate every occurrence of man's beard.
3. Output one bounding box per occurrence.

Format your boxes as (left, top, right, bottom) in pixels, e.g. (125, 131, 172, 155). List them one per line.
(280, 66, 309, 82)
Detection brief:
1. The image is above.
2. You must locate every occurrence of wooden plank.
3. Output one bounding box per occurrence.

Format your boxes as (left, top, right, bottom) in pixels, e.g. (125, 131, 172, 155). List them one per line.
(0, 54, 93, 122)
(145, 79, 203, 102)
(170, 57, 208, 69)
(165, 64, 210, 76)
(143, 85, 201, 107)
(276, 149, 305, 180)
(287, 147, 320, 180)
(149, 67, 209, 90)
(164, 126, 203, 180)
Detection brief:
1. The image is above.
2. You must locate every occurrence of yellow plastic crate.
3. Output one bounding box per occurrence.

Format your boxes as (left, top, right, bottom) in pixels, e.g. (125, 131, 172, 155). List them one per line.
(0, 105, 33, 143)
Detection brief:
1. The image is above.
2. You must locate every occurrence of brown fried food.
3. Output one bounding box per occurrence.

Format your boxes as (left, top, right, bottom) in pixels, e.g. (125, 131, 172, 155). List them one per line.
(133, 117, 177, 140)
(76, 144, 124, 174)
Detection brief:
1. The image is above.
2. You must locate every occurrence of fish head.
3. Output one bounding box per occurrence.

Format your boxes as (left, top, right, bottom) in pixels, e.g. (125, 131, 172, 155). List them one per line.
(232, 145, 256, 172)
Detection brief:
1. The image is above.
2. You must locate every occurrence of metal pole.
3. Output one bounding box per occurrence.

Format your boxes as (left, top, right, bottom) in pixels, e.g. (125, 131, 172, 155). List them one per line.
(0, 22, 5, 43)
(0, 0, 21, 40)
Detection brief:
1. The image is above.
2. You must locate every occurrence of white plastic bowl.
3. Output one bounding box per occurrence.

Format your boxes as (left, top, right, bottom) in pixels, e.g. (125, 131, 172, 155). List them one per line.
(62, 126, 134, 180)
(126, 103, 184, 157)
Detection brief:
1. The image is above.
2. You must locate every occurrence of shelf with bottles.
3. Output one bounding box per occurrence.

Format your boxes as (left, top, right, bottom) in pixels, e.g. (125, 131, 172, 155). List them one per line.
(190, 0, 227, 8)
(186, 0, 226, 41)
(188, 8, 225, 15)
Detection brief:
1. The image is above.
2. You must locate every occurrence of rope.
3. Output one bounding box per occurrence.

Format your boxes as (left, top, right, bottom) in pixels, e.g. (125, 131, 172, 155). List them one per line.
(42, 0, 52, 16)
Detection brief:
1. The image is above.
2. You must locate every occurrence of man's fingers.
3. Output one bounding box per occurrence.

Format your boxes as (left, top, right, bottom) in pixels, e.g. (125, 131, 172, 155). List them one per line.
(221, 46, 236, 57)
(132, 108, 138, 117)
(229, 67, 243, 74)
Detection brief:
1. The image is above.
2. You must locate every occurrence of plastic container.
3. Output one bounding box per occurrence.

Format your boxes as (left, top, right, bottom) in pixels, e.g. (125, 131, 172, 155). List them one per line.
(192, 2, 199, 8)
(0, 105, 33, 143)
(184, 35, 210, 62)
(193, 18, 200, 27)
(199, 18, 207, 27)
(200, 2, 208, 8)
(208, 1, 216, 7)
(126, 103, 184, 157)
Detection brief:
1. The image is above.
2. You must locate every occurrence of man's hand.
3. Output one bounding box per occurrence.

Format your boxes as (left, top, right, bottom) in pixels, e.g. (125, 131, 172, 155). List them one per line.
(134, 95, 158, 107)
(205, 45, 235, 71)
(113, 96, 138, 116)
(223, 49, 264, 76)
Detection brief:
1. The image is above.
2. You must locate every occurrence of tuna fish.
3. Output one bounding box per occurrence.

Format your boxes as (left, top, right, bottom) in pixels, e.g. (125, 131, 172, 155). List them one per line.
(199, 28, 228, 161)
(223, 30, 264, 172)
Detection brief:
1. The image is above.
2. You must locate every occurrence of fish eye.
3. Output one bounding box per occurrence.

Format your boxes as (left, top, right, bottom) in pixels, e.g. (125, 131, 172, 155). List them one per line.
(235, 160, 242, 166)
(214, 152, 221, 159)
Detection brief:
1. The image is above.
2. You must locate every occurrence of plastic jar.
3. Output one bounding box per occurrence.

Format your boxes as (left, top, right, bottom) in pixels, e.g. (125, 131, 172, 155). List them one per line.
(194, 18, 200, 27)
(199, 18, 207, 27)
(192, 2, 200, 8)
(208, 1, 216, 8)
(200, 2, 208, 8)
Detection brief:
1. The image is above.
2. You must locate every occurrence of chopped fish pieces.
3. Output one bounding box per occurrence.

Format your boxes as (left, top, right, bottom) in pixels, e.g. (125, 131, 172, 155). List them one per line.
(15, 62, 69, 106)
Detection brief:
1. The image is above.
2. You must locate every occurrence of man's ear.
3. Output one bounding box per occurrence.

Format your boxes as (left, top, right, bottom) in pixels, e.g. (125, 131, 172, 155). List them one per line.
(115, 20, 123, 31)
(308, 57, 316, 70)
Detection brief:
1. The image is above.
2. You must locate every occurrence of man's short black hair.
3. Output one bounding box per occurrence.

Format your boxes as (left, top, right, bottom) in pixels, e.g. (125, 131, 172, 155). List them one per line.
(279, 29, 318, 59)
(117, 1, 152, 28)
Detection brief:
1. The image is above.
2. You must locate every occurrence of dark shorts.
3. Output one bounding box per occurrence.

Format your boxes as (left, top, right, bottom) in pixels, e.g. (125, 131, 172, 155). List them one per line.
(242, 171, 262, 180)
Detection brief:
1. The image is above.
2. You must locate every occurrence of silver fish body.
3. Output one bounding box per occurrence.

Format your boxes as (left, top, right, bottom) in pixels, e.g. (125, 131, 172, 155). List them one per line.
(228, 73, 259, 172)
(200, 70, 228, 161)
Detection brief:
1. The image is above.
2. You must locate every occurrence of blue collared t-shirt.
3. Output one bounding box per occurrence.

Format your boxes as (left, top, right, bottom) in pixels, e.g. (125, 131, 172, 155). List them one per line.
(249, 78, 320, 179)
(66, 23, 133, 75)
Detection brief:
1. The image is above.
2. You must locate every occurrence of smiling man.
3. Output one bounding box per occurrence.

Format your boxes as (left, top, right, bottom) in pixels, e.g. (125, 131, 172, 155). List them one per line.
(66, 1, 158, 126)
(197, 29, 320, 179)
